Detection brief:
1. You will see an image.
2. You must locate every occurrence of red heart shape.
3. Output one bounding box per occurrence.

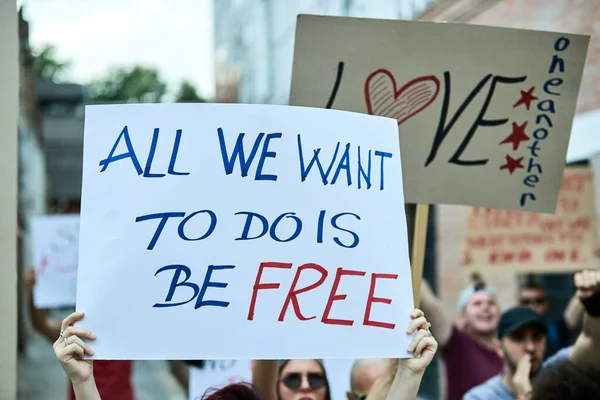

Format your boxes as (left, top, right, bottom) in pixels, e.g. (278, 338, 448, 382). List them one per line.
(365, 69, 440, 126)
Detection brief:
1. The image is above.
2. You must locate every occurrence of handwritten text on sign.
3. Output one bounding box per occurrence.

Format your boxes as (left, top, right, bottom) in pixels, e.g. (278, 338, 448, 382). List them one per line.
(76, 103, 414, 360)
(290, 15, 589, 212)
(31, 215, 79, 308)
(463, 167, 596, 273)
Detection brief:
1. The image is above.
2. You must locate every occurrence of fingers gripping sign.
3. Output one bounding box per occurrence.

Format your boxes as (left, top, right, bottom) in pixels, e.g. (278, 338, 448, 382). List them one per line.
(53, 312, 96, 385)
(402, 308, 438, 375)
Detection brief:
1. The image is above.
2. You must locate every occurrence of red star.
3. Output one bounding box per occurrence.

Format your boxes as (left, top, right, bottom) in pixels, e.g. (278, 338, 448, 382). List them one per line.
(513, 86, 538, 110)
(499, 154, 524, 175)
(499, 121, 530, 150)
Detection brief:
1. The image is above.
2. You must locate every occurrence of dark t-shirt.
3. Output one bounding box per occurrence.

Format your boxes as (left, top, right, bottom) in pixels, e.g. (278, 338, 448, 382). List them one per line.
(68, 360, 134, 400)
(544, 318, 571, 359)
(442, 326, 503, 400)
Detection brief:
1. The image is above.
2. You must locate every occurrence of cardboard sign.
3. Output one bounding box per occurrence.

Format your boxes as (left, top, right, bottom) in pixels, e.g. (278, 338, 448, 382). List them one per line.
(290, 15, 589, 213)
(463, 167, 596, 272)
(76, 103, 415, 359)
(189, 359, 355, 400)
(30, 215, 79, 308)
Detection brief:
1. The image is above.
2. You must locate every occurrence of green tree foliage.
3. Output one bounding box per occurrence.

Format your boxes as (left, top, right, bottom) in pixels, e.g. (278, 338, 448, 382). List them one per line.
(91, 66, 167, 103)
(175, 80, 206, 103)
(33, 44, 70, 82)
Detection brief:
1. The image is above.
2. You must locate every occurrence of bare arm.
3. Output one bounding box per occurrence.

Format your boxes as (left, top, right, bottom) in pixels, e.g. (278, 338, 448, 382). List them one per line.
(568, 270, 600, 365)
(367, 309, 438, 400)
(420, 280, 452, 347)
(562, 294, 584, 332)
(252, 360, 278, 400)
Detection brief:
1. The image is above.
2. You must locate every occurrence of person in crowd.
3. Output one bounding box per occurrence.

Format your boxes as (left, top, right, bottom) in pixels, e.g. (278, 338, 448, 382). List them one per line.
(463, 306, 547, 399)
(530, 269, 600, 400)
(420, 273, 502, 400)
(346, 359, 388, 400)
(518, 280, 583, 358)
(465, 269, 600, 400)
(25, 269, 189, 399)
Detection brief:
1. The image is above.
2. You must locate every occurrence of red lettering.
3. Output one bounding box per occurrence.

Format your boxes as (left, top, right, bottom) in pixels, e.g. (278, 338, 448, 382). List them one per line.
(545, 249, 566, 262)
(321, 268, 366, 326)
(502, 251, 515, 263)
(518, 249, 532, 263)
(278, 263, 328, 322)
(247, 262, 292, 321)
(363, 273, 398, 329)
(570, 248, 579, 261)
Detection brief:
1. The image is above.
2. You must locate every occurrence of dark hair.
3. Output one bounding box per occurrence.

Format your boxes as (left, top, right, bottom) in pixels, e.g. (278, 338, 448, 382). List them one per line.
(201, 382, 262, 400)
(532, 359, 600, 400)
(277, 360, 331, 400)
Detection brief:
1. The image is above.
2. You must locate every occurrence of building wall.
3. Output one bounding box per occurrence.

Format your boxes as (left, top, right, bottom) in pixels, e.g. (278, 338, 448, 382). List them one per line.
(214, 0, 435, 105)
(0, 1, 19, 397)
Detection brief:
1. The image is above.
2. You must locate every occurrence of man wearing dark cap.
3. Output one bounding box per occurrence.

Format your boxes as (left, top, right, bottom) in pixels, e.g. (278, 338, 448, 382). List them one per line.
(463, 307, 547, 400)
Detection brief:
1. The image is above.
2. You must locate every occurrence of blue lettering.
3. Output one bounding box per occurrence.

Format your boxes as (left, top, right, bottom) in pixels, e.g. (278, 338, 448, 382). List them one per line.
(543, 78, 563, 96)
(537, 100, 556, 114)
(297, 134, 340, 184)
(270, 212, 302, 242)
(527, 158, 543, 174)
(99, 125, 143, 175)
(554, 37, 570, 52)
(520, 193, 536, 207)
(143, 128, 166, 178)
(153, 265, 199, 308)
(533, 128, 548, 140)
(195, 265, 235, 309)
(548, 55, 565, 74)
(331, 143, 351, 186)
(374, 151, 392, 190)
(255, 132, 281, 181)
(357, 146, 372, 190)
(317, 210, 326, 244)
(136, 212, 185, 250)
(528, 140, 541, 157)
(535, 114, 554, 128)
(235, 212, 269, 241)
(168, 129, 190, 176)
(331, 212, 360, 249)
(218, 128, 264, 177)
(177, 210, 217, 241)
(523, 174, 540, 188)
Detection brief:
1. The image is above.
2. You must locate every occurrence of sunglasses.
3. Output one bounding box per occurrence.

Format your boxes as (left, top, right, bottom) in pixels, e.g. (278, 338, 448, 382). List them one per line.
(520, 297, 546, 305)
(281, 372, 326, 390)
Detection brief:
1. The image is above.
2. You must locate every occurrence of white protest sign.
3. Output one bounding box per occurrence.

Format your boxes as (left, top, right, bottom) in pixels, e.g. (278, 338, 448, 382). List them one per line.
(290, 15, 589, 213)
(30, 215, 79, 308)
(77, 103, 414, 359)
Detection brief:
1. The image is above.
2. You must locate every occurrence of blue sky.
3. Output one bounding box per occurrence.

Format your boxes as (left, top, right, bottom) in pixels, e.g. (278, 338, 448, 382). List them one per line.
(18, 0, 215, 100)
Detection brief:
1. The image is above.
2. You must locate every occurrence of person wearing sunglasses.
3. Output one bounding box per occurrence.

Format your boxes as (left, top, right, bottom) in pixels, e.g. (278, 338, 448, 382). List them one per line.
(253, 309, 437, 400)
(518, 280, 583, 359)
(277, 359, 331, 400)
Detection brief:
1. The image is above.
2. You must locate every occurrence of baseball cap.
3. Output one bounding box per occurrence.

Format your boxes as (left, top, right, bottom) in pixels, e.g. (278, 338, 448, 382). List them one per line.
(457, 282, 497, 312)
(497, 306, 547, 339)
